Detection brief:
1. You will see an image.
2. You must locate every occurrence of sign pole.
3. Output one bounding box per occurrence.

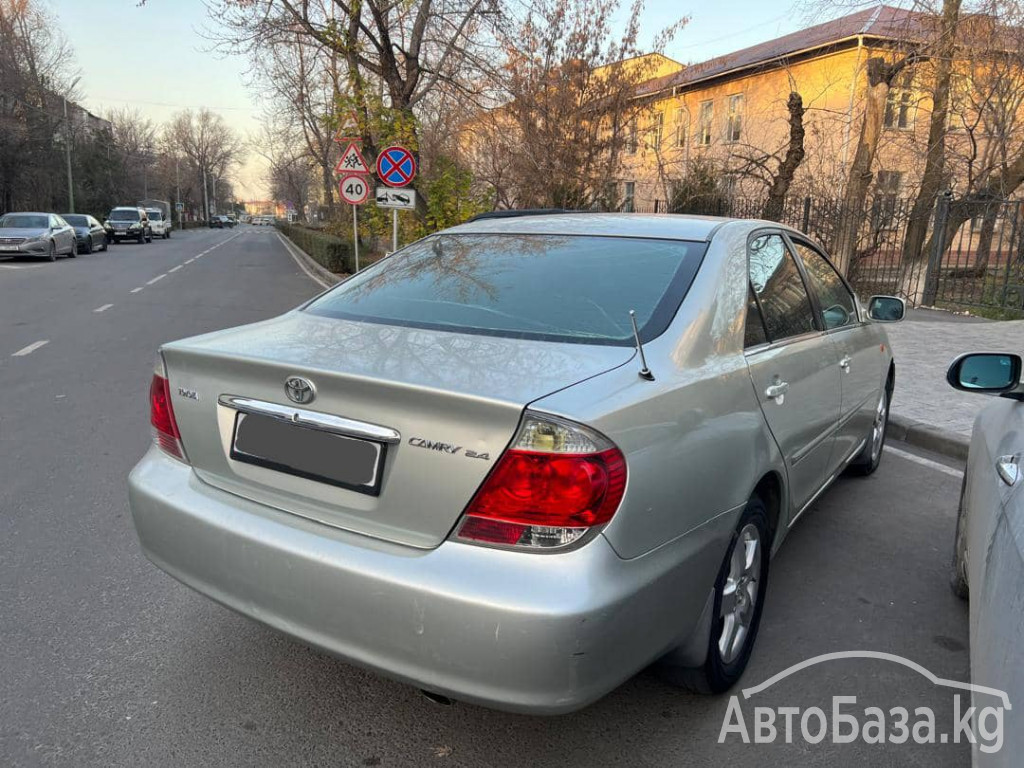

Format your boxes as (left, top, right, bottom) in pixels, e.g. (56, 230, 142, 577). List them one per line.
(392, 209, 398, 253)
(352, 204, 360, 273)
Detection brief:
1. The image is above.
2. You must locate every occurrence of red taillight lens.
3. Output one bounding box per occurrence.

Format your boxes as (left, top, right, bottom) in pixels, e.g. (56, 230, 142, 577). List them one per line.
(149, 365, 184, 460)
(454, 413, 626, 550)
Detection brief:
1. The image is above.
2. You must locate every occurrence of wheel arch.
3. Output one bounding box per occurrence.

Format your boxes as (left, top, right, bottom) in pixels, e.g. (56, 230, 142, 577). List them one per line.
(751, 470, 784, 550)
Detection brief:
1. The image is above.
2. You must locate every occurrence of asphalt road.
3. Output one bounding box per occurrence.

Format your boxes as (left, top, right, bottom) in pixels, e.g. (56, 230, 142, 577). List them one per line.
(1, 227, 971, 767)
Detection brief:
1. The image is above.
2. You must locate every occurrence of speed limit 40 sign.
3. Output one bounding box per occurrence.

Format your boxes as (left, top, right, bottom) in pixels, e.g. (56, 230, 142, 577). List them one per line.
(338, 173, 370, 205)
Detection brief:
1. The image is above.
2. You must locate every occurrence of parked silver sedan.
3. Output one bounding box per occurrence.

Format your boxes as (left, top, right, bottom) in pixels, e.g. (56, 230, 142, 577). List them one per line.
(0, 212, 76, 261)
(128, 214, 904, 713)
(948, 352, 1023, 763)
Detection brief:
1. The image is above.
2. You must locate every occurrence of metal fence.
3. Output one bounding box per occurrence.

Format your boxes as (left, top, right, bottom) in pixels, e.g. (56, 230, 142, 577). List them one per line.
(646, 193, 1024, 314)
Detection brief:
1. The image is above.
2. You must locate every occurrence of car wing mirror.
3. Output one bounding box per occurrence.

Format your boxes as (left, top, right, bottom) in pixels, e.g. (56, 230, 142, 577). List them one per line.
(947, 353, 1023, 398)
(867, 295, 906, 322)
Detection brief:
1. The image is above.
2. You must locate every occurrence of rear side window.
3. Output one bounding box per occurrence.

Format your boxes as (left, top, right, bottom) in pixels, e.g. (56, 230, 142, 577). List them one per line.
(306, 233, 707, 345)
(747, 233, 816, 342)
(790, 240, 857, 330)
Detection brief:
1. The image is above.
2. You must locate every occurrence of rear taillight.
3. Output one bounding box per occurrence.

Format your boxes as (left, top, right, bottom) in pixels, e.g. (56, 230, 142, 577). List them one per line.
(149, 355, 186, 461)
(454, 412, 626, 550)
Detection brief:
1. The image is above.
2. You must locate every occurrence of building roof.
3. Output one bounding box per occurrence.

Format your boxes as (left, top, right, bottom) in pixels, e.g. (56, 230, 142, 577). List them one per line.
(638, 5, 925, 97)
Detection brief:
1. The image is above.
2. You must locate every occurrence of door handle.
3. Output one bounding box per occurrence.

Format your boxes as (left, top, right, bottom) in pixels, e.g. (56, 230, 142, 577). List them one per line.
(996, 456, 1020, 487)
(765, 381, 790, 402)
(839, 355, 852, 371)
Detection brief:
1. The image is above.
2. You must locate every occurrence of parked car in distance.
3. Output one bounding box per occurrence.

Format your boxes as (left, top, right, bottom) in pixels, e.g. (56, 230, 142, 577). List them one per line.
(128, 213, 906, 714)
(947, 352, 1023, 764)
(209, 215, 235, 229)
(62, 214, 108, 254)
(0, 212, 76, 261)
(145, 209, 171, 239)
(105, 207, 152, 244)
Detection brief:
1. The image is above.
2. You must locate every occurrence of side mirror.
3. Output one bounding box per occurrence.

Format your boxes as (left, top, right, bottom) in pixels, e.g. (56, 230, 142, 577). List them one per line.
(946, 353, 1022, 394)
(867, 295, 906, 322)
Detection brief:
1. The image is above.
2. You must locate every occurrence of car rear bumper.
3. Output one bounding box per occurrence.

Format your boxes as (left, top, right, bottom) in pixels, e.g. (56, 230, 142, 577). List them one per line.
(128, 447, 715, 714)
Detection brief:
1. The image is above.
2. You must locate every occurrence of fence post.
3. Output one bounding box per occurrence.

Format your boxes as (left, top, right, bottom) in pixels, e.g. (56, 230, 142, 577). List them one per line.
(922, 190, 952, 306)
(801, 196, 811, 233)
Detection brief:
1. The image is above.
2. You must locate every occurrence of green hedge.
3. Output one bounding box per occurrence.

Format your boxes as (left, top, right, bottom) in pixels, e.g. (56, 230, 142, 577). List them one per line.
(277, 223, 352, 273)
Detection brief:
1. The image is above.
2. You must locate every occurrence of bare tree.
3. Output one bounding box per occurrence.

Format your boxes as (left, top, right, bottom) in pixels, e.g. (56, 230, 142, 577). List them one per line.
(164, 108, 243, 217)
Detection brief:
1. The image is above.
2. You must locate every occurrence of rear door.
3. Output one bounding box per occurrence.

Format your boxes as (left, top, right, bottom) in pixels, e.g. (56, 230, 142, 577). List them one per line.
(787, 236, 882, 469)
(744, 232, 842, 514)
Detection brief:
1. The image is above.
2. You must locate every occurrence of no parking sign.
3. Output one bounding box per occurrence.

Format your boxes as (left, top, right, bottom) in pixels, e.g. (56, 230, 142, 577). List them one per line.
(376, 146, 417, 188)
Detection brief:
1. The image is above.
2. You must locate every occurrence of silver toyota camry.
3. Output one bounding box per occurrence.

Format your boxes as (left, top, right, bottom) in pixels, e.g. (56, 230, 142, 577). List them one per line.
(128, 213, 904, 713)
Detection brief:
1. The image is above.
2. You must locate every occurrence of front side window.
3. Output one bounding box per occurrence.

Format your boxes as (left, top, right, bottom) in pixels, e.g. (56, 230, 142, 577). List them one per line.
(747, 233, 816, 342)
(306, 234, 707, 345)
(698, 100, 714, 146)
(791, 240, 857, 330)
(726, 94, 744, 143)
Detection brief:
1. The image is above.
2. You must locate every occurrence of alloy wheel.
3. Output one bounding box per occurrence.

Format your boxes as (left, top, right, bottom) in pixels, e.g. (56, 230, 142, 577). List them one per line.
(718, 523, 763, 664)
(870, 390, 888, 463)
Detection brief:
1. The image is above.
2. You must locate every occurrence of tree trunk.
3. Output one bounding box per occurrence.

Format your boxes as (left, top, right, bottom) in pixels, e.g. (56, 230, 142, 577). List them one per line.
(321, 164, 334, 219)
(834, 57, 903, 274)
(900, 0, 962, 303)
(763, 92, 805, 222)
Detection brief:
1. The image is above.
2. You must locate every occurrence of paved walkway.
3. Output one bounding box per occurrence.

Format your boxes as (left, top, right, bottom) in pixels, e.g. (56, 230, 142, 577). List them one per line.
(884, 309, 1024, 443)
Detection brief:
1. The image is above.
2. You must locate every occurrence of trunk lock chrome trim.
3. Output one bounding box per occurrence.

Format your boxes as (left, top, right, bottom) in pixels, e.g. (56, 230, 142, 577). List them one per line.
(218, 395, 401, 444)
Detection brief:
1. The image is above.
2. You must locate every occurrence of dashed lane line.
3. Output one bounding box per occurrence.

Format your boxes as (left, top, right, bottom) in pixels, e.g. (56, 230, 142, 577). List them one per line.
(169, 265, 182, 273)
(12, 340, 49, 357)
(93, 304, 114, 313)
(130, 287, 144, 293)
(146, 274, 166, 285)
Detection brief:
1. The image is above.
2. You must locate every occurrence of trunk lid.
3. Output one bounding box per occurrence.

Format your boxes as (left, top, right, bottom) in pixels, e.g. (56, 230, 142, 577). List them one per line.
(161, 311, 631, 549)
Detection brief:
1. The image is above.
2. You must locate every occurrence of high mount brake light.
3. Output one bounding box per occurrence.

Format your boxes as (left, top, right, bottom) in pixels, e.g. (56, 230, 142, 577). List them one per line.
(454, 413, 626, 551)
(150, 355, 186, 461)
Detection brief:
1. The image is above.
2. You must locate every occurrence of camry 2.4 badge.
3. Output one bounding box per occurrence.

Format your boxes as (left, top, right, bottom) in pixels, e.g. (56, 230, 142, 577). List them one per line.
(408, 437, 490, 460)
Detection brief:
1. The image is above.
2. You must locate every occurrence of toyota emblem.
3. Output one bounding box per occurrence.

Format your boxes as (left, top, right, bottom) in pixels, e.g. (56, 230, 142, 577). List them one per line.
(284, 376, 316, 404)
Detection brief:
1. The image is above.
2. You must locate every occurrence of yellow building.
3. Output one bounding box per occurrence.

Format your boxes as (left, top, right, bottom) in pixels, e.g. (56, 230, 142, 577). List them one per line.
(616, 5, 1017, 211)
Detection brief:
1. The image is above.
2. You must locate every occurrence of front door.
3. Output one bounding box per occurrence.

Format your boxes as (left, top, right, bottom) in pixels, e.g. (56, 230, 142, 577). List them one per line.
(744, 232, 842, 514)
(787, 236, 882, 468)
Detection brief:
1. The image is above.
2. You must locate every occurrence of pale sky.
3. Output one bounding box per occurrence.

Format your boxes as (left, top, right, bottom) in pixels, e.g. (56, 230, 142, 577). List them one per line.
(52, 0, 819, 200)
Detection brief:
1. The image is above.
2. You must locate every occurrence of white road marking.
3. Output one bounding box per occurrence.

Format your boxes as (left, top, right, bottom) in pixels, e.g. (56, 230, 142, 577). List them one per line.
(0, 263, 45, 270)
(184, 258, 195, 264)
(885, 445, 964, 478)
(275, 232, 332, 289)
(146, 274, 166, 285)
(169, 265, 182, 273)
(12, 339, 48, 357)
(130, 287, 144, 293)
(93, 304, 114, 313)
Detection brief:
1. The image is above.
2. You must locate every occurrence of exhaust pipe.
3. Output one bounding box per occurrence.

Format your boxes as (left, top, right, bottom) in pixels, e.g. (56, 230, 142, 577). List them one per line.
(420, 689, 454, 706)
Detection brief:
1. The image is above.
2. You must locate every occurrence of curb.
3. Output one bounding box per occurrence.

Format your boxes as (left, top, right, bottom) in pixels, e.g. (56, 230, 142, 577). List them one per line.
(888, 414, 969, 462)
(276, 230, 343, 287)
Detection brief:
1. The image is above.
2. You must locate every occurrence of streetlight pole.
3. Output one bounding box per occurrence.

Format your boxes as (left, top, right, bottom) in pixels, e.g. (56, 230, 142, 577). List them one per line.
(202, 166, 209, 223)
(175, 157, 181, 229)
(63, 76, 81, 213)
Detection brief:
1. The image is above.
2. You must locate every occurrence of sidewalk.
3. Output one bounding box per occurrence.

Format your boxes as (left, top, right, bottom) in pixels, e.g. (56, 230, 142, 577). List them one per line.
(883, 309, 1024, 457)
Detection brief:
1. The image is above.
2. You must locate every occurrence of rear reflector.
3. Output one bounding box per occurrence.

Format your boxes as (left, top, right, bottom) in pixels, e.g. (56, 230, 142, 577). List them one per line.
(150, 356, 185, 461)
(454, 412, 626, 550)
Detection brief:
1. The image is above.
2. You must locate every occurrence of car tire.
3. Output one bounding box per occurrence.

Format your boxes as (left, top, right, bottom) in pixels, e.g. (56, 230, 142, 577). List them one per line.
(83, 236, 93, 254)
(137, 230, 145, 244)
(46, 241, 56, 262)
(847, 374, 893, 477)
(950, 474, 970, 600)
(101, 236, 108, 252)
(69, 242, 77, 257)
(657, 496, 772, 694)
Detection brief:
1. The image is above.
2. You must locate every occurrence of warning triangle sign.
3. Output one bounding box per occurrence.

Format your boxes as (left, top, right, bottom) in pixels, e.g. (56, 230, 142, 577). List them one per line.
(334, 142, 371, 175)
(333, 112, 361, 144)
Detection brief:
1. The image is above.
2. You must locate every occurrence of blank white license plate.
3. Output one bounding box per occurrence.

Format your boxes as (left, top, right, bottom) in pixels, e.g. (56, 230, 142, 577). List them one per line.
(0, 245, 18, 251)
(230, 412, 384, 495)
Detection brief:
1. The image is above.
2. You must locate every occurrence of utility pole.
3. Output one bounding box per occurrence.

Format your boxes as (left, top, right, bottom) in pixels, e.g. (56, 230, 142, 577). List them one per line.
(63, 76, 81, 212)
(175, 157, 182, 228)
(212, 176, 218, 216)
(202, 166, 209, 223)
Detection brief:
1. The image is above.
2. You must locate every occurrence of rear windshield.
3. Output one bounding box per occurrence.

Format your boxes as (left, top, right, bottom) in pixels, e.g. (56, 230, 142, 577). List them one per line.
(305, 234, 706, 345)
(63, 215, 88, 226)
(0, 214, 48, 228)
(109, 209, 140, 221)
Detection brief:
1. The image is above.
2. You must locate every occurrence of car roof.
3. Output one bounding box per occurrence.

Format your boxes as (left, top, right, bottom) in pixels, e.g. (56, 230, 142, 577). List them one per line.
(447, 213, 735, 241)
(4, 211, 54, 216)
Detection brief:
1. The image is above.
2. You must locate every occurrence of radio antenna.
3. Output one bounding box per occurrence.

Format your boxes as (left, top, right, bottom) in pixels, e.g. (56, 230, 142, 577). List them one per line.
(629, 310, 654, 381)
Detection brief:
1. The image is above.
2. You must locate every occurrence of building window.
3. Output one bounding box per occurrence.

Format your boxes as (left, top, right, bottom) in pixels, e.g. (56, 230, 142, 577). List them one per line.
(649, 112, 664, 151)
(624, 117, 639, 155)
(726, 94, 744, 143)
(872, 170, 902, 229)
(623, 181, 635, 212)
(674, 107, 688, 148)
(884, 78, 915, 130)
(698, 100, 713, 146)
